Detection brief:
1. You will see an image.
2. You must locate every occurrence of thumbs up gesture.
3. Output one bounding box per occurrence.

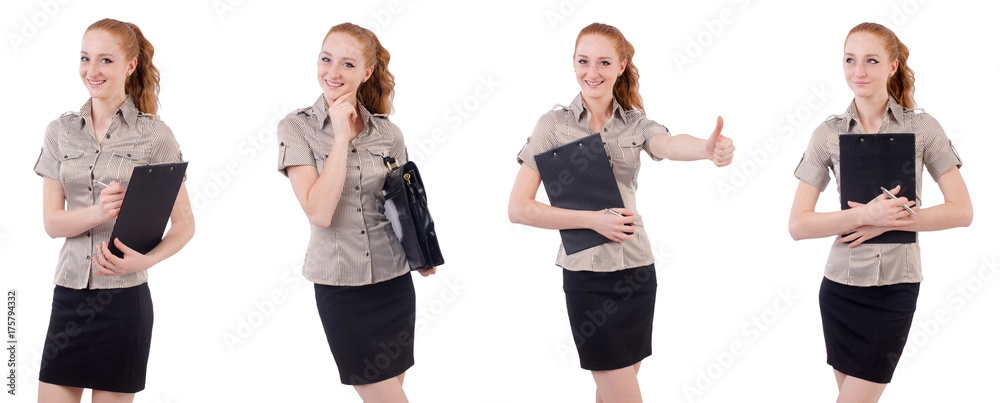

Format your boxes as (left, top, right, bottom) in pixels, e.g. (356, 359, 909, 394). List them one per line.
(704, 116, 735, 167)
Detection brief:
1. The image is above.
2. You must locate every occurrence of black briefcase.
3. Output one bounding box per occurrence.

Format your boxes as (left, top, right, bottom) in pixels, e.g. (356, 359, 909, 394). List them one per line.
(382, 158, 444, 271)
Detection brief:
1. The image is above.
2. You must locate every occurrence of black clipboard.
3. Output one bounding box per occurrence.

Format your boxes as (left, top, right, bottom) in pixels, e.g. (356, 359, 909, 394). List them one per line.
(534, 133, 626, 255)
(108, 161, 188, 258)
(839, 133, 916, 244)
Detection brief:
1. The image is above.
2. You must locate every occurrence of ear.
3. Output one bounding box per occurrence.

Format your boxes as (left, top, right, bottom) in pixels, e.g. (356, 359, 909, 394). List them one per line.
(364, 66, 375, 82)
(889, 59, 899, 77)
(618, 59, 627, 77)
(127, 57, 138, 77)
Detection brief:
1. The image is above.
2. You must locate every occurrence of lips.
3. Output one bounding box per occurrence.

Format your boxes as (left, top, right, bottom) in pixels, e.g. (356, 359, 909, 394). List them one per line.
(585, 80, 603, 87)
(87, 79, 106, 86)
(325, 80, 344, 88)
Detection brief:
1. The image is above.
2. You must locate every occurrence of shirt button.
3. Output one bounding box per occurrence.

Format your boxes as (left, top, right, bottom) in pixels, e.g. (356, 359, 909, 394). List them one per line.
(355, 186, 360, 190)
(357, 208, 362, 212)
(88, 186, 92, 191)
(603, 128, 608, 132)
(105, 134, 110, 139)
(325, 154, 329, 158)
(356, 166, 361, 171)
(87, 232, 91, 237)
(365, 252, 370, 257)
(63, 154, 69, 158)
(89, 166, 93, 170)
(361, 230, 365, 235)
(351, 149, 357, 153)
(279, 142, 285, 146)
(126, 153, 131, 157)
(85, 255, 90, 260)
(95, 150, 99, 153)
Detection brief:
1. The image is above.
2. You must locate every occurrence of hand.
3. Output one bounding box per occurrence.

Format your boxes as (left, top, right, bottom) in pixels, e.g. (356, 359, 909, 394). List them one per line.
(590, 208, 636, 243)
(704, 116, 735, 167)
(92, 238, 155, 277)
(838, 225, 891, 248)
(327, 90, 360, 143)
(846, 185, 918, 227)
(417, 267, 437, 277)
(94, 181, 125, 223)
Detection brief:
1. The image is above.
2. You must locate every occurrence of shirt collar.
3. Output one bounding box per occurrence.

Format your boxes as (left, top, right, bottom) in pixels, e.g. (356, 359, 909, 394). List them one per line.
(310, 95, 381, 133)
(78, 96, 141, 129)
(569, 92, 629, 126)
(845, 96, 904, 130)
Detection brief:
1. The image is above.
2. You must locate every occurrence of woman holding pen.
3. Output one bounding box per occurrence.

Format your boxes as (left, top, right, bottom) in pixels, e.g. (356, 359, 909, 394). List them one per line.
(33, 18, 194, 402)
(508, 22, 735, 402)
(789, 22, 972, 402)
(276, 23, 436, 402)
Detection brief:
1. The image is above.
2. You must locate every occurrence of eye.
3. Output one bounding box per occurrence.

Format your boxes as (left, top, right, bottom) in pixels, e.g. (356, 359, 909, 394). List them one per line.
(80, 56, 89, 62)
(101, 58, 113, 64)
(343, 62, 355, 68)
(600, 60, 611, 66)
(577, 59, 587, 65)
(320, 57, 331, 63)
(866, 58, 879, 64)
(844, 57, 854, 64)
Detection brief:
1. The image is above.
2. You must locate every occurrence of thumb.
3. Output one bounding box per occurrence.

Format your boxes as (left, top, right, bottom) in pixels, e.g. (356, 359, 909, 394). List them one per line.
(707, 116, 724, 144)
(847, 201, 864, 208)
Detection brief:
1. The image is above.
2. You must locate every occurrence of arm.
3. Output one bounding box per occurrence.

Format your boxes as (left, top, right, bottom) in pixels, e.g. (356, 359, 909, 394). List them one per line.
(837, 167, 972, 246)
(92, 183, 196, 276)
(286, 91, 360, 228)
(42, 177, 123, 238)
(648, 116, 734, 165)
(788, 180, 915, 241)
(507, 164, 636, 243)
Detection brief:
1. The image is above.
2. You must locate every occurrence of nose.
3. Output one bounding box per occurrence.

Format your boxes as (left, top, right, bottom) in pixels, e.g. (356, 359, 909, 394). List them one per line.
(853, 63, 867, 78)
(87, 61, 100, 78)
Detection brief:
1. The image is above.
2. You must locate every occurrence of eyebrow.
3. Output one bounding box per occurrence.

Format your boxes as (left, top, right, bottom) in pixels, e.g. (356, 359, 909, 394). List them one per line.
(844, 52, 882, 58)
(80, 51, 116, 58)
(575, 54, 614, 60)
(319, 51, 359, 62)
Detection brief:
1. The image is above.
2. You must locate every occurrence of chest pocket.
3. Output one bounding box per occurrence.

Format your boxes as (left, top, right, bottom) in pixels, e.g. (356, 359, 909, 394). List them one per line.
(59, 148, 90, 185)
(608, 134, 644, 171)
(103, 150, 146, 186)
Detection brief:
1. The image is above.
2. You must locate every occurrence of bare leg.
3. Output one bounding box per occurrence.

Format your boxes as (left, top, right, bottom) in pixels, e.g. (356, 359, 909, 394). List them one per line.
(354, 376, 408, 403)
(592, 363, 642, 403)
(597, 362, 642, 403)
(37, 382, 83, 403)
(836, 373, 887, 403)
(397, 372, 405, 386)
(834, 369, 847, 390)
(92, 390, 136, 403)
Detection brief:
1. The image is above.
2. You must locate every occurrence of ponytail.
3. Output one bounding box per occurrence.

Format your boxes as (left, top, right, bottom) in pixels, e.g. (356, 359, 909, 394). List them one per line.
(576, 23, 644, 113)
(326, 23, 395, 115)
(86, 19, 161, 115)
(846, 22, 916, 109)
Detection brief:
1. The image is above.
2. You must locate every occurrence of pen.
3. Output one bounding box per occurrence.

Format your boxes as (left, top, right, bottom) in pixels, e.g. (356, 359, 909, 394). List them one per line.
(880, 187, 918, 217)
(604, 208, 644, 228)
(93, 179, 110, 188)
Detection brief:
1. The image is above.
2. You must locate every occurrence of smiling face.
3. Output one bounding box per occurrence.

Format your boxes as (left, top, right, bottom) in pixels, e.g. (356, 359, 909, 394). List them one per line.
(843, 32, 899, 100)
(574, 34, 626, 104)
(317, 32, 374, 105)
(79, 29, 136, 102)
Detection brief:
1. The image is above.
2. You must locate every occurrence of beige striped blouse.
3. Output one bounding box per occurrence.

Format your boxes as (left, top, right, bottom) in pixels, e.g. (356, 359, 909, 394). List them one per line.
(277, 96, 410, 286)
(33, 97, 184, 290)
(517, 93, 669, 272)
(794, 97, 963, 286)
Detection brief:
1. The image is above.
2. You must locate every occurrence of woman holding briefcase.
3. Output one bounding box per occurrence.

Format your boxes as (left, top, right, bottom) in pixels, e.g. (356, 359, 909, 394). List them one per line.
(276, 22, 436, 402)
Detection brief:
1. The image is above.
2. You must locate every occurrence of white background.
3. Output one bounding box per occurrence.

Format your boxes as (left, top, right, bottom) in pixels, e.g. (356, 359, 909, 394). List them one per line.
(2, 0, 998, 402)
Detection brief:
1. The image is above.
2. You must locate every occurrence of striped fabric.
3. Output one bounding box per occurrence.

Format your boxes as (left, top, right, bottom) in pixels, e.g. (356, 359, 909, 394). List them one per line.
(277, 96, 410, 286)
(794, 97, 963, 286)
(517, 93, 670, 273)
(33, 97, 184, 290)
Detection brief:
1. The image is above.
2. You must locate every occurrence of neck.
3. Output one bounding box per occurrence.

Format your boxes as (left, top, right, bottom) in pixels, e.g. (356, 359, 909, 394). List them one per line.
(853, 92, 890, 125)
(581, 93, 614, 120)
(91, 93, 127, 122)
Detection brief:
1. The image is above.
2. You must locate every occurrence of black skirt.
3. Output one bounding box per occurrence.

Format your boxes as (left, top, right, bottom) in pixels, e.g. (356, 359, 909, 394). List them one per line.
(819, 277, 919, 384)
(563, 264, 657, 371)
(38, 283, 154, 393)
(314, 273, 416, 385)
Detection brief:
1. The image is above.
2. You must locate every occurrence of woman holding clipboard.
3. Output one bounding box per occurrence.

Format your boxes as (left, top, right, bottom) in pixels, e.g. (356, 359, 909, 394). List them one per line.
(508, 23, 735, 402)
(789, 23, 972, 402)
(276, 23, 436, 402)
(33, 18, 194, 402)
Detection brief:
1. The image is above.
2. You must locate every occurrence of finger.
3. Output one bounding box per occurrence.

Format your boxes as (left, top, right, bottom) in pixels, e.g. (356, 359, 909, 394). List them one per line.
(848, 235, 869, 248)
(889, 185, 901, 195)
(113, 237, 134, 255)
(847, 201, 864, 208)
(715, 136, 733, 149)
(706, 116, 724, 144)
(838, 232, 861, 243)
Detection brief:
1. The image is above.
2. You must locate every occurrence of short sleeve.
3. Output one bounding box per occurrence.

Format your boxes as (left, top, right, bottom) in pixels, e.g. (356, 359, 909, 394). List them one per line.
(33, 119, 63, 181)
(794, 124, 833, 191)
(148, 120, 183, 164)
(277, 113, 317, 177)
(636, 116, 669, 162)
(919, 114, 962, 180)
(516, 111, 560, 172)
